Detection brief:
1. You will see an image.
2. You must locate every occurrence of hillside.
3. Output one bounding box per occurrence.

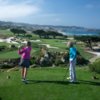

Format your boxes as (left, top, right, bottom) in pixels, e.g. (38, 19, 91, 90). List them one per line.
(0, 21, 100, 33)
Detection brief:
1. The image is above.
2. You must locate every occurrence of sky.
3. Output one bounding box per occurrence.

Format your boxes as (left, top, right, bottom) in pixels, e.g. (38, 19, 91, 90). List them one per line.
(0, 0, 100, 29)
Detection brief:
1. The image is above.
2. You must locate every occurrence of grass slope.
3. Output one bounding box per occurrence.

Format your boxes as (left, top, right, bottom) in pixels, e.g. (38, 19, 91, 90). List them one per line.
(0, 67, 100, 100)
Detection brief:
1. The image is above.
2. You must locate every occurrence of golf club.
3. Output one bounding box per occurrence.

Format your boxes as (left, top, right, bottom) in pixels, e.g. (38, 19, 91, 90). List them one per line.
(63, 67, 69, 81)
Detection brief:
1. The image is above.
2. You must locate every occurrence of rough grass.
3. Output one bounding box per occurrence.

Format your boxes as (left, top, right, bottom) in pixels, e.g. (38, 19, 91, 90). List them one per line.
(0, 67, 100, 100)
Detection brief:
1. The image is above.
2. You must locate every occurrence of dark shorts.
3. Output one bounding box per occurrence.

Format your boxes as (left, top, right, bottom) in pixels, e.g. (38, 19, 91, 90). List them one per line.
(19, 59, 30, 68)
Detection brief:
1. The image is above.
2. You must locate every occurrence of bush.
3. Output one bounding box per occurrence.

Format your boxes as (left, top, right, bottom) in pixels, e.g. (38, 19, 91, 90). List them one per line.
(30, 56, 36, 65)
(25, 34, 32, 39)
(77, 55, 89, 65)
(8, 44, 17, 50)
(0, 63, 14, 69)
(75, 50, 89, 65)
(0, 46, 6, 51)
(30, 50, 89, 67)
(89, 59, 100, 74)
(54, 56, 63, 66)
(0, 58, 20, 69)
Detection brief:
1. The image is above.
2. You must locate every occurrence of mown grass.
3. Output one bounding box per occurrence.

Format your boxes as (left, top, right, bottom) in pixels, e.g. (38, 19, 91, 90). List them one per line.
(41, 39, 67, 50)
(0, 29, 13, 38)
(0, 67, 100, 100)
(0, 37, 93, 59)
(0, 42, 10, 46)
(0, 48, 37, 59)
(0, 50, 19, 59)
(76, 44, 94, 60)
(0, 29, 94, 59)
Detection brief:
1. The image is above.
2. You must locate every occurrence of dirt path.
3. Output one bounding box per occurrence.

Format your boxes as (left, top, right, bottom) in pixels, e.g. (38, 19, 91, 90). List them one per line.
(87, 51, 100, 63)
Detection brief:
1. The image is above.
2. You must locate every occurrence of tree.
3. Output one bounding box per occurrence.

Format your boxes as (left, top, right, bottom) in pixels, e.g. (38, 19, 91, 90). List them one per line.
(74, 36, 100, 50)
(26, 34, 32, 39)
(47, 31, 57, 39)
(10, 28, 26, 36)
(33, 30, 66, 39)
(10, 28, 19, 35)
(33, 30, 45, 38)
(19, 29, 26, 36)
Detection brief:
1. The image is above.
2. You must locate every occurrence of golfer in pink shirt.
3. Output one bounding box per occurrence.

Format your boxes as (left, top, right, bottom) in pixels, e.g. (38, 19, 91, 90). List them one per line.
(18, 41, 32, 84)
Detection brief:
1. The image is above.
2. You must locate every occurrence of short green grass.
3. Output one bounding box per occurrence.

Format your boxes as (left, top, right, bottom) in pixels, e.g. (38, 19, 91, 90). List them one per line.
(76, 45, 94, 60)
(0, 67, 100, 100)
(0, 38, 93, 59)
(0, 50, 19, 59)
(0, 29, 94, 59)
(0, 49, 37, 59)
(0, 29, 13, 37)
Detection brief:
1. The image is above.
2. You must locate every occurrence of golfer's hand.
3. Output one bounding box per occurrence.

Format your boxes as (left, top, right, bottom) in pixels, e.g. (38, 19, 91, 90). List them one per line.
(18, 45, 23, 49)
(70, 59, 73, 63)
(18, 46, 21, 49)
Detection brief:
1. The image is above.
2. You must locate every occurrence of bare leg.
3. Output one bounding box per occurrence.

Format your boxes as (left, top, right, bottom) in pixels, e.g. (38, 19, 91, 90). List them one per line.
(21, 67, 28, 84)
(23, 67, 28, 79)
(21, 67, 24, 79)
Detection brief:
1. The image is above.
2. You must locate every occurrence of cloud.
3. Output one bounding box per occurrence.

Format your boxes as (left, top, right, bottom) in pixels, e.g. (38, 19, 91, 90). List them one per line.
(0, 0, 41, 20)
(0, 0, 62, 25)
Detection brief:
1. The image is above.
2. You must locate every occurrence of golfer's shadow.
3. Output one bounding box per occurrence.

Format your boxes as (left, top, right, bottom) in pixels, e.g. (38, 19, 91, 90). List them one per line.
(27, 80, 69, 85)
(78, 80, 100, 86)
(27, 79, 100, 86)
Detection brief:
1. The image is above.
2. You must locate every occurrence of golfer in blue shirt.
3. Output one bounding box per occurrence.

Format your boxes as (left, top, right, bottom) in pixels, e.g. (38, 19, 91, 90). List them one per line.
(68, 41, 77, 83)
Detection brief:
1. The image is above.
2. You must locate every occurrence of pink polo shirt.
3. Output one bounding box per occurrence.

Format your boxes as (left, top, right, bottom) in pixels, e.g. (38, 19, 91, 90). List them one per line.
(18, 46, 32, 59)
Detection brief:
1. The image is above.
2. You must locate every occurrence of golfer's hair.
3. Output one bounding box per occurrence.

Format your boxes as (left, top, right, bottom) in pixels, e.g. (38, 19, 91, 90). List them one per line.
(67, 41, 74, 47)
(27, 41, 31, 46)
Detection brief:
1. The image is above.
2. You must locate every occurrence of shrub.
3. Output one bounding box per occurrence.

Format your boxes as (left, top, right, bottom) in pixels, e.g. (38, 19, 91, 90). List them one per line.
(0, 46, 6, 51)
(31, 50, 89, 67)
(8, 44, 17, 50)
(30, 56, 36, 65)
(54, 56, 63, 66)
(0, 58, 20, 69)
(25, 34, 32, 39)
(75, 50, 89, 65)
(89, 59, 100, 74)
(0, 63, 14, 69)
(76, 55, 89, 65)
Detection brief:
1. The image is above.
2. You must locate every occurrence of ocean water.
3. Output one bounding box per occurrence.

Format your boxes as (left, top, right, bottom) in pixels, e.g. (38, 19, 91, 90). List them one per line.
(60, 30, 99, 36)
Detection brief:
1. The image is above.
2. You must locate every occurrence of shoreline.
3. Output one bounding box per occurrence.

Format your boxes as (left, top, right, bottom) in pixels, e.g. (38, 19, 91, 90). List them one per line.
(57, 30, 99, 36)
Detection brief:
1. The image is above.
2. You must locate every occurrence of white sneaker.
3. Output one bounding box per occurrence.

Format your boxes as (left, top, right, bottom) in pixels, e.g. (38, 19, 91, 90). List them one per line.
(21, 78, 28, 84)
(21, 78, 25, 82)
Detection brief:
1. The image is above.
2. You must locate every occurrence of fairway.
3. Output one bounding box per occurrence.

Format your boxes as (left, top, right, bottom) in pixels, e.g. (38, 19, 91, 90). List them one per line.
(0, 67, 100, 100)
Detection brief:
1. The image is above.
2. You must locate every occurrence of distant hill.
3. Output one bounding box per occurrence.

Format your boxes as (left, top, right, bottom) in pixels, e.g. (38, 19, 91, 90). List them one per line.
(0, 21, 100, 33)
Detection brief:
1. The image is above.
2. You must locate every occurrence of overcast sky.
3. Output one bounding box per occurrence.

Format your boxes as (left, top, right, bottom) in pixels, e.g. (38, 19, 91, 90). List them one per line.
(0, 0, 100, 29)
